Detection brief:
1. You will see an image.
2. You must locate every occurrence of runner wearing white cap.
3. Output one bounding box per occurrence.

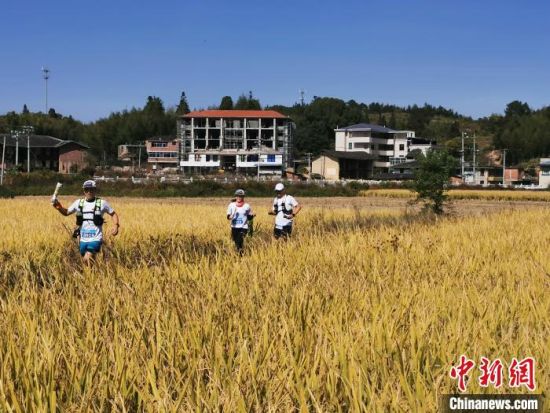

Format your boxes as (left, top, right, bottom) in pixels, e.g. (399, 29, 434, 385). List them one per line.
(268, 183, 301, 239)
(52, 180, 120, 265)
(227, 189, 255, 254)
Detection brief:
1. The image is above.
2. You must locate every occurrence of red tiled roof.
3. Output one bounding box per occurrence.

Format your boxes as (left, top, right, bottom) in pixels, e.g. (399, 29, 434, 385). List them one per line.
(182, 110, 288, 119)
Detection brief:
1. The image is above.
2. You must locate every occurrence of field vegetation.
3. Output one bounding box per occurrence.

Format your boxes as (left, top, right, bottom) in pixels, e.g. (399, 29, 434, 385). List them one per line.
(0, 197, 548, 411)
(362, 188, 550, 202)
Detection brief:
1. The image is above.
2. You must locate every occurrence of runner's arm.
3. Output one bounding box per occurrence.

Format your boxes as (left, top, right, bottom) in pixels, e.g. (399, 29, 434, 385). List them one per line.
(291, 204, 302, 217)
(109, 211, 120, 236)
(52, 199, 70, 216)
(227, 204, 235, 220)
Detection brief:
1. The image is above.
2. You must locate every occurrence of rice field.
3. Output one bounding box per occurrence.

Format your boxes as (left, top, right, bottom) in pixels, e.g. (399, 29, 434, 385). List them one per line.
(0, 196, 548, 411)
(361, 188, 550, 202)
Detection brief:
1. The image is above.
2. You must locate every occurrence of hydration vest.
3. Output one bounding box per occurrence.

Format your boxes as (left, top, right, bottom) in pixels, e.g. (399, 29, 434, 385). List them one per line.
(273, 195, 292, 215)
(75, 198, 104, 226)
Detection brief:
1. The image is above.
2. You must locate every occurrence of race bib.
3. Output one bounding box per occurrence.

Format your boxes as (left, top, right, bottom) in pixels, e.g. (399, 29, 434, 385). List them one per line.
(80, 224, 99, 239)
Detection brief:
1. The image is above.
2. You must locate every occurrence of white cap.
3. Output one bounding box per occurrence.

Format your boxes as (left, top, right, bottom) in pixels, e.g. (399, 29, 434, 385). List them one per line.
(82, 180, 96, 189)
(234, 189, 245, 196)
(274, 183, 285, 191)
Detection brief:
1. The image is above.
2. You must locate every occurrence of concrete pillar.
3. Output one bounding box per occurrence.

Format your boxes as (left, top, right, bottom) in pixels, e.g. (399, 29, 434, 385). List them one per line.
(258, 118, 261, 149)
(190, 118, 195, 153)
(206, 117, 209, 149)
(220, 117, 224, 149)
(243, 118, 247, 150)
(272, 118, 276, 149)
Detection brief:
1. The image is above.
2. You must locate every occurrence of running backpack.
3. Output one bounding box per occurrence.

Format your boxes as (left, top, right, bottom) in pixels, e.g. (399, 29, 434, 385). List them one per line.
(75, 198, 104, 226)
(273, 196, 292, 215)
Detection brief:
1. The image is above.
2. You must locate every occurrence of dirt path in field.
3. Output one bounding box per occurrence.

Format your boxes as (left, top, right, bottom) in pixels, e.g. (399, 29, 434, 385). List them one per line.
(29, 196, 548, 216)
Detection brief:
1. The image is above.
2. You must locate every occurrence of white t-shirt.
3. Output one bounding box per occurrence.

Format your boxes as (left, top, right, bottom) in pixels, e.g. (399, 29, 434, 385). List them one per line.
(226, 202, 253, 229)
(67, 198, 114, 243)
(273, 195, 298, 229)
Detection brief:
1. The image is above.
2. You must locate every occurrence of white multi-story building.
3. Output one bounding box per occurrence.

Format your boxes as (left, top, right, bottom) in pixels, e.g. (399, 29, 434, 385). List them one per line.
(539, 158, 550, 188)
(334, 123, 434, 173)
(177, 110, 293, 175)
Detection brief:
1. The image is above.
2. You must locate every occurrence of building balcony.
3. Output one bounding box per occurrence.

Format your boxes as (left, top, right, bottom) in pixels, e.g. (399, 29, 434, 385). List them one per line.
(147, 158, 178, 164)
(180, 160, 221, 167)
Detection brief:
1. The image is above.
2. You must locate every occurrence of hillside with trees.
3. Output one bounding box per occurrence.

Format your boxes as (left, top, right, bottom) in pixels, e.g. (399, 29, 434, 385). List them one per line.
(1, 94, 548, 167)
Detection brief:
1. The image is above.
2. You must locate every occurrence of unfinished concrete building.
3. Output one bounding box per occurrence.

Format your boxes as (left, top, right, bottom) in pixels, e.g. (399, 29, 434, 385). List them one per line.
(177, 110, 293, 175)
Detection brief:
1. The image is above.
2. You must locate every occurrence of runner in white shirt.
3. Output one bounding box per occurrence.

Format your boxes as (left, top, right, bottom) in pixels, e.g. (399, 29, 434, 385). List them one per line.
(227, 189, 255, 254)
(268, 183, 302, 239)
(52, 180, 120, 265)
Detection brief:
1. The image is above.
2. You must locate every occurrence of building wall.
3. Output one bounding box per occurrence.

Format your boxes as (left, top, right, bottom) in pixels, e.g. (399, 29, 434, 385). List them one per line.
(178, 114, 292, 172)
(539, 159, 550, 188)
(312, 156, 339, 180)
(146, 139, 179, 166)
(59, 147, 88, 173)
(335, 128, 430, 173)
(504, 168, 522, 184)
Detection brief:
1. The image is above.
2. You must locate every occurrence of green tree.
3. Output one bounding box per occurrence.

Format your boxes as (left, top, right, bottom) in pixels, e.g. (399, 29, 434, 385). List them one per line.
(233, 93, 262, 110)
(246, 91, 261, 110)
(389, 111, 397, 129)
(412, 150, 458, 214)
(504, 100, 531, 118)
(234, 94, 249, 110)
(219, 96, 234, 110)
(176, 92, 190, 115)
(48, 108, 60, 118)
(22, 104, 30, 114)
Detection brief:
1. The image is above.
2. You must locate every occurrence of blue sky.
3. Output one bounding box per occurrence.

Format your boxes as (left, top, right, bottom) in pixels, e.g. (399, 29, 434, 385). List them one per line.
(1, 0, 549, 122)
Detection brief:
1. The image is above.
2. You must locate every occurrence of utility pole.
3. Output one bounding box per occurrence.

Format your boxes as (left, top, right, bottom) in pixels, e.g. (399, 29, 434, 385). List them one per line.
(502, 149, 508, 187)
(305, 152, 312, 178)
(461, 131, 465, 178)
(257, 152, 261, 180)
(42, 67, 50, 113)
(11, 130, 20, 167)
(22, 125, 34, 174)
(1, 134, 6, 185)
(472, 132, 477, 184)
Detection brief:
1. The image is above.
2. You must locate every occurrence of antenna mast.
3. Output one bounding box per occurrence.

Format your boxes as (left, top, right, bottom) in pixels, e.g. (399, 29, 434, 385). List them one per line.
(42, 67, 50, 113)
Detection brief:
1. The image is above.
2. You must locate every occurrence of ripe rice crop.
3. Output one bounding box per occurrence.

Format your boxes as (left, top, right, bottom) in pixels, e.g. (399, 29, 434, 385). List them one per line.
(361, 188, 550, 202)
(0, 197, 548, 411)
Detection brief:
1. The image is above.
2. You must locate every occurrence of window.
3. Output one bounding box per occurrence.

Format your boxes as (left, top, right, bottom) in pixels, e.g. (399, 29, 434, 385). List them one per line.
(240, 155, 246, 162)
(267, 154, 276, 162)
(148, 152, 177, 158)
(247, 155, 258, 162)
(399, 144, 405, 151)
(152, 142, 168, 148)
(371, 144, 376, 150)
(195, 154, 201, 161)
(348, 142, 353, 150)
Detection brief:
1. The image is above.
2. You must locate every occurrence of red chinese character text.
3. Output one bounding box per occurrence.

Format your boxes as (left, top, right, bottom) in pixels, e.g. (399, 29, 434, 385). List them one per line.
(450, 355, 475, 392)
(478, 357, 503, 388)
(509, 357, 536, 391)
